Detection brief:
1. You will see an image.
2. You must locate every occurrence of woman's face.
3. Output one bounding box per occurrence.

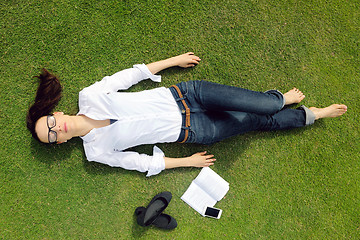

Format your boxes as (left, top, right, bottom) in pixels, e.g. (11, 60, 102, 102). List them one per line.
(35, 112, 74, 144)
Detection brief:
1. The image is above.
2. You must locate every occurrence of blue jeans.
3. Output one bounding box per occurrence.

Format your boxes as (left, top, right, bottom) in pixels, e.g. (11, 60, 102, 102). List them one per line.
(169, 80, 314, 145)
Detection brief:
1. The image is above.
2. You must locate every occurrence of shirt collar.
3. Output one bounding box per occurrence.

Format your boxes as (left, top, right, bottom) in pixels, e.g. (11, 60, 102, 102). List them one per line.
(80, 129, 96, 142)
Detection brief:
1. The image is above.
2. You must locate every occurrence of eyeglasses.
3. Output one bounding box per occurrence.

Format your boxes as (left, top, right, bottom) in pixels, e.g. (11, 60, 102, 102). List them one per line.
(47, 115, 57, 143)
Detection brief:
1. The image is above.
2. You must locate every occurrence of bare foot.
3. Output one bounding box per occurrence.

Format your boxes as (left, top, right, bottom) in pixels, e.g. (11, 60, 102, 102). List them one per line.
(309, 104, 347, 120)
(284, 88, 305, 105)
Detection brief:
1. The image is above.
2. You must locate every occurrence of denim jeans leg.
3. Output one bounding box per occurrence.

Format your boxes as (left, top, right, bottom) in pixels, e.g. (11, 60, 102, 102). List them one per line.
(253, 108, 307, 131)
(173, 81, 309, 144)
(189, 108, 308, 144)
(196, 80, 285, 115)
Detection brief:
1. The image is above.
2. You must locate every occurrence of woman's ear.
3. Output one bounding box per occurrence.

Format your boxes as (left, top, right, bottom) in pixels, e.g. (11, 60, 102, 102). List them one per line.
(53, 112, 64, 115)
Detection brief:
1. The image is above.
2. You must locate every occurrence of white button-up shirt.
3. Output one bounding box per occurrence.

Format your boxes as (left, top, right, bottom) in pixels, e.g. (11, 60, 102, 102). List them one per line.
(78, 64, 182, 176)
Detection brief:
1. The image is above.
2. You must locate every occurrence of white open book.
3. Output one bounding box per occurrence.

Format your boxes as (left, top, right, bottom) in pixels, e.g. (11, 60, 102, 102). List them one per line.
(181, 167, 229, 216)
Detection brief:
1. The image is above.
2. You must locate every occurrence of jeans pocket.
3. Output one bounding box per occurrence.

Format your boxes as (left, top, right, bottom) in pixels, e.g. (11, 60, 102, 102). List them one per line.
(185, 130, 197, 143)
(176, 81, 189, 96)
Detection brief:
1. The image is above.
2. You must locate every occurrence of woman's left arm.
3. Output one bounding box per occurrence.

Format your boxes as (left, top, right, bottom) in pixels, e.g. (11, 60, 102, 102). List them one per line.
(146, 52, 201, 75)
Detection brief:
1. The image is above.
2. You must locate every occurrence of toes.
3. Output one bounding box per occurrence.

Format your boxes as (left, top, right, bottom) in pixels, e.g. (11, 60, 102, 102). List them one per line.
(341, 105, 348, 110)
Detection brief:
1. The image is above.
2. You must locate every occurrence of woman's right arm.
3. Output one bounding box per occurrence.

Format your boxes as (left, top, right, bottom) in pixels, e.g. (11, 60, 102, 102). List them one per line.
(85, 148, 215, 177)
(164, 151, 216, 169)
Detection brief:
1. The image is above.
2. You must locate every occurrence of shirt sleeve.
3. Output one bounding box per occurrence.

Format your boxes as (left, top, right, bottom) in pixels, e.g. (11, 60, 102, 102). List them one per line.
(80, 64, 161, 93)
(86, 146, 165, 177)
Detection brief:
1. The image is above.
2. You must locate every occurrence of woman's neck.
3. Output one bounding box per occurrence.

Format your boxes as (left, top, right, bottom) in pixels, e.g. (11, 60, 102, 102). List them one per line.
(73, 115, 110, 137)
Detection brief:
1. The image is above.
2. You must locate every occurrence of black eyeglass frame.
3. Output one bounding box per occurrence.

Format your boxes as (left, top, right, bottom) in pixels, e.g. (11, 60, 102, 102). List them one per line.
(47, 115, 57, 144)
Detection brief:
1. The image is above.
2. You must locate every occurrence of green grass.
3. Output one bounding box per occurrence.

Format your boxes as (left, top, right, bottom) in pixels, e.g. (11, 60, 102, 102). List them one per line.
(1, 0, 359, 239)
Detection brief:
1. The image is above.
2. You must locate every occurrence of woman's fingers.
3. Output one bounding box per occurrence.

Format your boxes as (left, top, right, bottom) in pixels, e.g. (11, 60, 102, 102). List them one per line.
(194, 151, 216, 166)
(205, 159, 216, 166)
(197, 151, 214, 158)
(177, 52, 201, 68)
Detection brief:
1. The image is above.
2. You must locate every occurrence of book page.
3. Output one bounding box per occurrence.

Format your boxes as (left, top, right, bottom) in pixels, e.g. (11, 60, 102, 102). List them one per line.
(181, 182, 217, 215)
(193, 167, 229, 201)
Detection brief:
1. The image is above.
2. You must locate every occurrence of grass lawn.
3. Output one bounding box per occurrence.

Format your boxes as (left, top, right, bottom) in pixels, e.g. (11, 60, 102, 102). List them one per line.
(1, 0, 359, 239)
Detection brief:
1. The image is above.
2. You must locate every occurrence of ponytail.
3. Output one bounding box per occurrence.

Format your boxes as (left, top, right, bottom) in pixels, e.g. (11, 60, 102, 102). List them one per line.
(27, 69, 62, 142)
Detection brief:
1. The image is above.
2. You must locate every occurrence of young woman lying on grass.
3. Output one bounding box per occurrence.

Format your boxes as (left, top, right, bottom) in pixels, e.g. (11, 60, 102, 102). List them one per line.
(27, 52, 347, 176)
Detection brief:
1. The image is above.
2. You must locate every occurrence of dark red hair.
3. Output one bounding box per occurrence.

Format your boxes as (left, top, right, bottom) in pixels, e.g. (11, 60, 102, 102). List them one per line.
(27, 69, 62, 142)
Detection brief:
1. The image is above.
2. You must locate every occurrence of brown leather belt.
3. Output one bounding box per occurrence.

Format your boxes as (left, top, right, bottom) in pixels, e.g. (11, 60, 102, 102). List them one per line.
(171, 85, 190, 143)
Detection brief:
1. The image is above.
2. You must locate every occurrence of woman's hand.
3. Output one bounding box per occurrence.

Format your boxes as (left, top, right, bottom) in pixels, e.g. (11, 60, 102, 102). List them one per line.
(171, 52, 201, 68)
(187, 151, 216, 167)
(164, 151, 216, 169)
(146, 52, 201, 74)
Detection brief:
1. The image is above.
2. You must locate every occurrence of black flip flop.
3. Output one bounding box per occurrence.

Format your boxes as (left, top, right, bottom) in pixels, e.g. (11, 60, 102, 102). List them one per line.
(135, 207, 177, 229)
(136, 191, 172, 226)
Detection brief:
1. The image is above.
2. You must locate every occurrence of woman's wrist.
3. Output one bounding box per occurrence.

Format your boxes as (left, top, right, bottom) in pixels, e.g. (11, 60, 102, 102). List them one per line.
(167, 55, 182, 67)
(164, 156, 191, 169)
(146, 58, 176, 75)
